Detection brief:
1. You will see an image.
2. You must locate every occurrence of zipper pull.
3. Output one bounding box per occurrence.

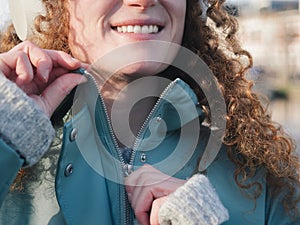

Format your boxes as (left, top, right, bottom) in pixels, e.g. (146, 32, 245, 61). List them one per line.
(123, 164, 133, 177)
(71, 67, 88, 76)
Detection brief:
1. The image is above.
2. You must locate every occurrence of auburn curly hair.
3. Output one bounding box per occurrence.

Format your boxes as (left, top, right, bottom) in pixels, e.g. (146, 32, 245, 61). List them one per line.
(1, 0, 300, 219)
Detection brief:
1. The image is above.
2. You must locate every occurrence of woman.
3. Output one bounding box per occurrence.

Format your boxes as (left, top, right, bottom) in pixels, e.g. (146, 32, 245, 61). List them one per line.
(0, 0, 299, 224)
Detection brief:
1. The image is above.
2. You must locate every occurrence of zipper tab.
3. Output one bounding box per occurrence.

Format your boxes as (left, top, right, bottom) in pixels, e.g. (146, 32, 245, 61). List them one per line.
(123, 164, 133, 177)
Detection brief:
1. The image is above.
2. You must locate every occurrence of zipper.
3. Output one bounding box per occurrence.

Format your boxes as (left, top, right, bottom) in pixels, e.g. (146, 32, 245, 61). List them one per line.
(128, 78, 179, 166)
(125, 78, 178, 224)
(76, 69, 126, 171)
(74, 69, 131, 225)
(74, 69, 179, 225)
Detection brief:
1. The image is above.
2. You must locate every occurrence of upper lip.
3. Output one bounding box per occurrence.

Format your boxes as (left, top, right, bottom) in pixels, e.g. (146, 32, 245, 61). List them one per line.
(111, 19, 164, 28)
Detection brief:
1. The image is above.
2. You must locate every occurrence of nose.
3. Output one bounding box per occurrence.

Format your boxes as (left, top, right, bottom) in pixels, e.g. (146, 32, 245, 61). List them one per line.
(123, 0, 158, 10)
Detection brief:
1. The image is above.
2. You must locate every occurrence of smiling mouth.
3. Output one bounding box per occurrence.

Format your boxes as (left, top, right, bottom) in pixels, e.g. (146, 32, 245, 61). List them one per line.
(112, 25, 163, 34)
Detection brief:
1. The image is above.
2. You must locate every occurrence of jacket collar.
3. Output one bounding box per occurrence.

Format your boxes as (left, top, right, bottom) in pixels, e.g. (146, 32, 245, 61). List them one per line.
(151, 78, 205, 132)
(71, 74, 206, 133)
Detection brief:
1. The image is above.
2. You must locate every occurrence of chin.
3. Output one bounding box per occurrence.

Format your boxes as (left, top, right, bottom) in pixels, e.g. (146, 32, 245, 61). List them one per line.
(118, 61, 168, 77)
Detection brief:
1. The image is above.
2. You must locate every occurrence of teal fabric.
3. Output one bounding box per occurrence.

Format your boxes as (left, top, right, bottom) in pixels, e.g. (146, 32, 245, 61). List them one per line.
(0, 77, 298, 224)
(55, 107, 115, 225)
(0, 140, 23, 204)
(0, 139, 60, 225)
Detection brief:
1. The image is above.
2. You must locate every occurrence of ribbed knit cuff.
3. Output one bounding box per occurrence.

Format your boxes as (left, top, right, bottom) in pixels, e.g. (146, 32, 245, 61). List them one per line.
(158, 174, 229, 225)
(0, 75, 55, 166)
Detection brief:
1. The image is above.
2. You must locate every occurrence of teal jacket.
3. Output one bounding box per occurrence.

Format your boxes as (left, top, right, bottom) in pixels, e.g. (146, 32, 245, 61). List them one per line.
(0, 75, 297, 225)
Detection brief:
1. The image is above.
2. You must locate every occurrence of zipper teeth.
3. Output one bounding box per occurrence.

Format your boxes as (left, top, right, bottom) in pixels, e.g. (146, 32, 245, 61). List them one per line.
(83, 71, 130, 224)
(82, 70, 177, 225)
(85, 71, 126, 167)
(129, 78, 179, 165)
(124, 188, 131, 225)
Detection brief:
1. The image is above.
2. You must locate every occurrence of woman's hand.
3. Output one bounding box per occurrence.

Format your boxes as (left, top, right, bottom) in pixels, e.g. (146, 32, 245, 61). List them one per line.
(124, 164, 186, 225)
(0, 41, 87, 117)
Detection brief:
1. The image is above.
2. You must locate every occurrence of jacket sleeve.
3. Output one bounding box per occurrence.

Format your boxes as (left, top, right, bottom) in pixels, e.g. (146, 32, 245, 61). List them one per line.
(158, 173, 229, 225)
(0, 139, 24, 205)
(0, 74, 55, 205)
(0, 74, 55, 167)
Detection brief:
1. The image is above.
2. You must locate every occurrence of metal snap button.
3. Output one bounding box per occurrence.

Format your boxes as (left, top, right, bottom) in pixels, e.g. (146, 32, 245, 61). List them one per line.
(70, 128, 78, 141)
(140, 153, 147, 163)
(64, 164, 73, 177)
(156, 117, 162, 123)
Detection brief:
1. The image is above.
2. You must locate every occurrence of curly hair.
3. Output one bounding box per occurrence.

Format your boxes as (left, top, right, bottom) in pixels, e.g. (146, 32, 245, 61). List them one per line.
(184, 0, 300, 218)
(1, 0, 300, 218)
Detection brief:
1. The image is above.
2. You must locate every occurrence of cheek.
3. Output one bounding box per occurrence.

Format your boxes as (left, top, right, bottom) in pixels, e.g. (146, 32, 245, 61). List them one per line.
(68, 14, 102, 62)
(68, 22, 90, 62)
(168, 0, 187, 43)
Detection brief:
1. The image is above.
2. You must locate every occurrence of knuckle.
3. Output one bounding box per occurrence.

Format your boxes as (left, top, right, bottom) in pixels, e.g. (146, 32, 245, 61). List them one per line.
(54, 50, 71, 60)
(143, 164, 151, 169)
(14, 51, 31, 65)
(135, 209, 144, 217)
(19, 40, 35, 50)
(15, 51, 26, 59)
(57, 50, 68, 56)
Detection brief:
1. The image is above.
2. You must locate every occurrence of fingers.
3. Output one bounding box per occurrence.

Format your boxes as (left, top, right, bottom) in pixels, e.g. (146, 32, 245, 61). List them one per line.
(0, 50, 34, 85)
(126, 178, 165, 225)
(13, 41, 53, 83)
(125, 165, 186, 225)
(0, 41, 88, 116)
(128, 185, 153, 225)
(15, 52, 35, 84)
(125, 165, 161, 225)
(1, 41, 81, 86)
(135, 200, 151, 225)
(34, 73, 87, 117)
(37, 48, 82, 83)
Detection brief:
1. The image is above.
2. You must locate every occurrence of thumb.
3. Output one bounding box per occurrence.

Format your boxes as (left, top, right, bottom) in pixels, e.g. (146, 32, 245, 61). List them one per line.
(36, 73, 87, 116)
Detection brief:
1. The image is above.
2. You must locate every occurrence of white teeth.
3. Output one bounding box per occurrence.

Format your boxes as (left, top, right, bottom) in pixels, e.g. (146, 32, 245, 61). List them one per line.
(115, 25, 160, 34)
(141, 25, 148, 34)
(122, 26, 127, 32)
(149, 25, 154, 33)
(133, 25, 142, 33)
(127, 25, 134, 33)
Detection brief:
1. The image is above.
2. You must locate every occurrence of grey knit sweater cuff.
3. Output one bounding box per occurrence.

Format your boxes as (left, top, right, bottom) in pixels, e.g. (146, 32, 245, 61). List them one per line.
(0, 75, 55, 166)
(158, 174, 229, 225)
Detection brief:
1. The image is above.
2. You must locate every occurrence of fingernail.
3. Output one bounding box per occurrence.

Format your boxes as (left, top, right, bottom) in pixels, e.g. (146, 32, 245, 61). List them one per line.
(69, 57, 80, 65)
(41, 69, 49, 82)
